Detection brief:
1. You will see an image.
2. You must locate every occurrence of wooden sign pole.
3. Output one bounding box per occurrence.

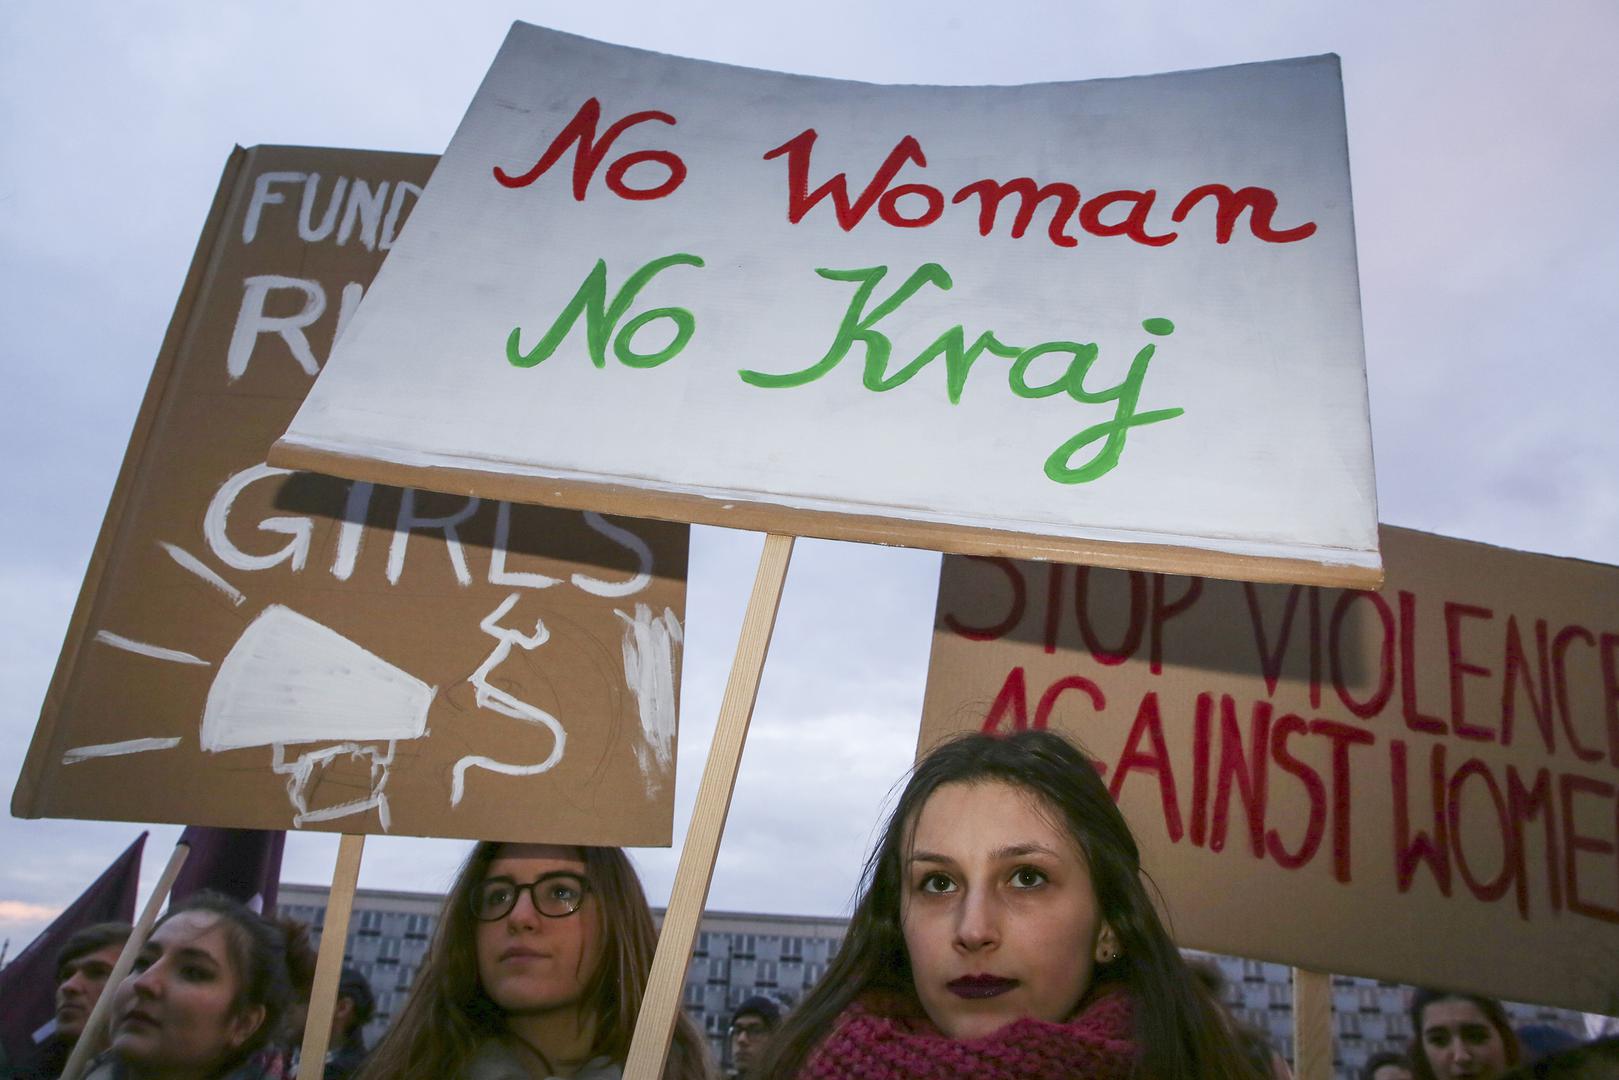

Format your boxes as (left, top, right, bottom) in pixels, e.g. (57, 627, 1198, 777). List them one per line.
(297, 833, 367, 1074)
(1292, 966, 1332, 1080)
(60, 840, 192, 1080)
(623, 533, 795, 1080)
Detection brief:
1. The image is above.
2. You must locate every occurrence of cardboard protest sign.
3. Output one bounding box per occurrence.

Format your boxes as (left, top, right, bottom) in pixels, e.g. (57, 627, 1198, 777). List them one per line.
(12, 146, 690, 845)
(921, 526, 1619, 1014)
(272, 23, 1380, 588)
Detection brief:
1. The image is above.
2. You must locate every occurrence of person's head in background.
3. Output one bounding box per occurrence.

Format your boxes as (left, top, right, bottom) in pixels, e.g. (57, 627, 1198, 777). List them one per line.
(103, 892, 294, 1080)
(55, 922, 133, 1046)
(332, 967, 376, 1049)
(357, 841, 711, 1080)
(1410, 988, 1521, 1080)
(753, 729, 1263, 1079)
(1361, 1049, 1415, 1080)
(727, 995, 780, 1076)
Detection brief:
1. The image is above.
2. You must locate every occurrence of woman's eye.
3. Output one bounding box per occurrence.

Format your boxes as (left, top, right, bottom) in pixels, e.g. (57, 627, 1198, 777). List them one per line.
(1010, 866, 1047, 888)
(180, 964, 214, 982)
(483, 884, 515, 907)
(917, 873, 955, 894)
(130, 954, 154, 973)
(1425, 1031, 1450, 1047)
(547, 882, 581, 902)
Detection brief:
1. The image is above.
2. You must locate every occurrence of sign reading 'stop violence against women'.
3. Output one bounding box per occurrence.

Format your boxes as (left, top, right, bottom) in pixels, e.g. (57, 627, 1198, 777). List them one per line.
(922, 526, 1619, 1015)
(274, 23, 1381, 588)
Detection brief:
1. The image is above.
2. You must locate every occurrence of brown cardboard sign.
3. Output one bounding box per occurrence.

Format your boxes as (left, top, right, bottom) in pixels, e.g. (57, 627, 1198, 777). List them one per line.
(11, 146, 690, 845)
(922, 526, 1619, 1013)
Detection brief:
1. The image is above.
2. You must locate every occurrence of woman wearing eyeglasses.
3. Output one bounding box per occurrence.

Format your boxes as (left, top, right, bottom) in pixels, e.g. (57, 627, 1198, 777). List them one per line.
(357, 843, 712, 1080)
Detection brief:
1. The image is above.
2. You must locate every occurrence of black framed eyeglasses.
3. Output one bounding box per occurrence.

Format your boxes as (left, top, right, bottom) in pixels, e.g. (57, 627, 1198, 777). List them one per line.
(471, 873, 591, 921)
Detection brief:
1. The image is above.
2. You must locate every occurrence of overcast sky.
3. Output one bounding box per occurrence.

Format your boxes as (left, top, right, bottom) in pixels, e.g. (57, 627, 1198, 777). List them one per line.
(2, 1, 1616, 957)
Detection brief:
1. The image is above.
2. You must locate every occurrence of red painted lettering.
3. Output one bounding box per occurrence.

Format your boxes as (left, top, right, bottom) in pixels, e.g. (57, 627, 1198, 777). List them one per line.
(1447, 758, 1514, 902)
(1245, 583, 1306, 697)
(1077, 189, 1176, 247)
(1042, 563, 1065, 655)
(1266, 714, 1325, 870)
(1330, 589, 1395, 719)
(1445, 601, 1497, 742)
(951, 178, 1081, 247)
(1553, 625, 1604, 763)
(1109, 692, 1183, 841)
(1310, 718, 1374, 883)
(1211, 696, 1272, 858)
(944, 556, 1025, 641)
(1602, 633, 1619, 767)
(982, 667, 1031, 733)
(1400, 591, 1447, 736)
(1391, 739, 1452, 896)
(763, 130, 926, 230)
(1190, 693, 1214, 847)
(1502, 616, 1554, 754)
(1170, 184, 1317, 243)
(1034, 675, 1105, 729)
(1075, 567, 1147, 666)
(878, 183, 944, 228)
(493, 98, 685, 201)
(1148, 574, 1202, 676)
(1560, 772, 1619, 924)
(1506, 765, 1561, 919)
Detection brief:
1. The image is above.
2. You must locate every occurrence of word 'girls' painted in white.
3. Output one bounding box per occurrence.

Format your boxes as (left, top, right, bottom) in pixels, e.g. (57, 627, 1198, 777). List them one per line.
(204, 464, 657, 596)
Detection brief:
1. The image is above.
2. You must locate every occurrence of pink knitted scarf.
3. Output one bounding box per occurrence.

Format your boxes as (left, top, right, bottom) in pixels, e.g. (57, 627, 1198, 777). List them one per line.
(799, 989, 1138, 1080)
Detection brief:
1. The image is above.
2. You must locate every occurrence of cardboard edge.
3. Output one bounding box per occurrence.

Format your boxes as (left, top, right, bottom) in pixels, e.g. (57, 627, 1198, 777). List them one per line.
(268, 442, 1384, 591)
(10, 146, 255, 819)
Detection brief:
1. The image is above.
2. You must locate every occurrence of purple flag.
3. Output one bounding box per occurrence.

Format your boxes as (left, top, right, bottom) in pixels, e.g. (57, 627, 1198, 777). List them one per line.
(168, 827, 286, 913)
(0, 832, 145, 1064)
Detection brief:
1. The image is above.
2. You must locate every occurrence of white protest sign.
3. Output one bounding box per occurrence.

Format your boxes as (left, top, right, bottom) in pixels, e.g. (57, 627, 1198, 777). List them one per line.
(275, 23, 1379, 587)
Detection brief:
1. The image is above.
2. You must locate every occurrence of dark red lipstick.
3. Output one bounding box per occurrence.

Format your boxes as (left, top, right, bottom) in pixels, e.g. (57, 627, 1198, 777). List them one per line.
(948, 974, 1017, 999)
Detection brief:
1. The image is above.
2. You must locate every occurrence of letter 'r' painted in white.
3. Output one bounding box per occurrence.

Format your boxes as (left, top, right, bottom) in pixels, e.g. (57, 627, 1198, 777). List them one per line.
(227, 275, 327, 380)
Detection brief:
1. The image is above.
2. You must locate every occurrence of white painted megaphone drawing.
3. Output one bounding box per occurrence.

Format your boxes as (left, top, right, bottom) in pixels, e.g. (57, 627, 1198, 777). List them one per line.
(200, 605, 435, 830)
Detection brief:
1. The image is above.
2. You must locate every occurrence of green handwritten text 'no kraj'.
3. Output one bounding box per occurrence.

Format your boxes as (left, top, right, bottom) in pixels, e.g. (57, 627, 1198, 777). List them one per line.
(506, 255, 1183, 485)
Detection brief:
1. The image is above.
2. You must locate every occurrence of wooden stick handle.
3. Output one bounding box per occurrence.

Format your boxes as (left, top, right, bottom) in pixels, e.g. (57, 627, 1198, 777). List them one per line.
(1292, 967, 1332, 1080)
(60, 840, 193, 1080)
(298, 833, 367, 1075)
(623, 532, 795, 1080)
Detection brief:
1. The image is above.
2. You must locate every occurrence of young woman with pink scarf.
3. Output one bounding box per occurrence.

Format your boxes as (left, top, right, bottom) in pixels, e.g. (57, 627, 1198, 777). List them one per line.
(751, 730, 1263, 1080)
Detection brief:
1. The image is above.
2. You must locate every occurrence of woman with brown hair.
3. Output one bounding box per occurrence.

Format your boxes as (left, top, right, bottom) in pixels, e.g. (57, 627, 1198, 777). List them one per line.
(1408, 988, 1520, 1080)
(88, 892, 298, 1080)
(357, 842, 710, 1080)
(750, 729, 1264, 1080)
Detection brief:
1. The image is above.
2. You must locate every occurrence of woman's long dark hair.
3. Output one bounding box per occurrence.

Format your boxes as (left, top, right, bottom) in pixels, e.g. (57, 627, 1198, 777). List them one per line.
(357, 843, 711, 1080)
(1408, 988, 1521, 1080)
(752, 729, 1263, 1080)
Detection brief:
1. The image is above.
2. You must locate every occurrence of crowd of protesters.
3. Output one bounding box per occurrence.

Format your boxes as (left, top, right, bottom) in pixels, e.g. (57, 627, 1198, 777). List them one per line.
(4, 731, 1614, 1079)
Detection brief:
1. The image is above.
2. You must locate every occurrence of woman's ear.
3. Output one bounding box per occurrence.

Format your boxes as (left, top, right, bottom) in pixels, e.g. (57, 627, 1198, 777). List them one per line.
(227, 1003, 268, 1051)
(1094, 922, 1122, 964)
